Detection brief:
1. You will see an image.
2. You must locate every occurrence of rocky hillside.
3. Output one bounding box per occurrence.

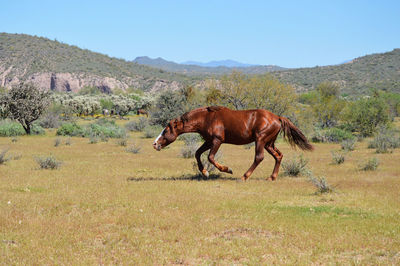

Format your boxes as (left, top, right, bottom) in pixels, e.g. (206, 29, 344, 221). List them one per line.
(0, 33, 194, 93)
(133, 56, 286, 75)
(272, 49, 400, 95)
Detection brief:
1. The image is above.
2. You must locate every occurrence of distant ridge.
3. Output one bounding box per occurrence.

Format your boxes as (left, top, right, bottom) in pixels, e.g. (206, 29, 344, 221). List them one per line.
(182, 59, 254, 68)
(133, 56, 286, 75)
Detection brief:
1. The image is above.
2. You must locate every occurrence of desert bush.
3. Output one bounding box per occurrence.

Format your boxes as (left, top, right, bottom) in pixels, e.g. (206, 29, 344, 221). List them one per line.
(312, 127, 354, 143)
(38, 112, 60, 129)
(88, 134, 99, 144)
(0, 120, 44, 137)
(308, 173, 334, 194)
(54, 138, 62, 147)
(143, 125, 163, 139)
(85, 119, 126, 139)
(11, 137, 18, 143)
(192, 151, 224, 174)
(359, 157, 379, 171)
(35, 155, 62, 169)
(56, 122, 84, 136)
(125, 142, 142, 154)
(0, 120, 25, 136)
(0, 148, 10, 164)
(331, 151, 346, 164)
(65, 138, 72, 145)
(341, 138, 356, 151)
(180, 133, 201, 158)
(368, 126, 400, 153)
(281, 155, 309, 177)
(150, 90, 186, 126)
(343, 95, 390, 137)
(116, 137, 128, 146)
(125, 117, 148, 132)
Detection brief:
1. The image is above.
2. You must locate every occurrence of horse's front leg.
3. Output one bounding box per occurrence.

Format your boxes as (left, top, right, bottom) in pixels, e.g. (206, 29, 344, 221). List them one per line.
(195, 142, 212, 177)
(208, 138, 233, 175)
(241, 140, 265, 181)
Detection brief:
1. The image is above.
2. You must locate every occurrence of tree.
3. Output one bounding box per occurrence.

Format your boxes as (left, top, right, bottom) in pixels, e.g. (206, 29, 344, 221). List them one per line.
(343, 94, 390, 137)
(311, 82, 344, 128)
(150, 90, 186, 126)
(0, 87, 9, 119)
(5, 82, 50, 134)
(246, 74, 297, 116)
(219, 71, 249, 110)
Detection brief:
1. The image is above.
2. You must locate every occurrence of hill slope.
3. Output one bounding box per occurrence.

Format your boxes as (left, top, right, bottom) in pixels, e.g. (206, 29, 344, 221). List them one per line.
(0, 33, 193, 92)
(133, 56, 286, 75)
(272, 49, 400, 95)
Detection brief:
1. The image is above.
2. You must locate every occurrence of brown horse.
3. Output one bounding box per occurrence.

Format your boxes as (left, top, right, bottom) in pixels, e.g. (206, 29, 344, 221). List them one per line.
(137, 109, 148, 117)
(153, 106, 313, 181)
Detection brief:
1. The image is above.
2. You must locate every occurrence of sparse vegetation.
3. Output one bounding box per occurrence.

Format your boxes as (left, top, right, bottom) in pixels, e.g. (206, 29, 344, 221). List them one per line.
(341, 138, 356, 151)
(308, 173, 335, 194)
(281, 155, 309, 177)
(125, 142, 142, 154)
(125, 117, 148, 132)
(143, 125, 163, 139)
(331, 151, 346, 164)
(35, 155, 62, 169)
(54, 138, 62, 147)
(368, 126, 400, 153)
(359, 157, 379, 171)
(0, 148, 9, 164)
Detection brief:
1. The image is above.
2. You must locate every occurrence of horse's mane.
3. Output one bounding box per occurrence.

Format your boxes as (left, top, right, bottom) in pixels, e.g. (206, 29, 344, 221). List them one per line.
(180, 106, 225, 123)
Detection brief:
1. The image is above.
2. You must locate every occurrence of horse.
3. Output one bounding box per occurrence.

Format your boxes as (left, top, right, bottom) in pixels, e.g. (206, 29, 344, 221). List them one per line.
(137, 109, 148, 117)
(153, 106, 313, 181)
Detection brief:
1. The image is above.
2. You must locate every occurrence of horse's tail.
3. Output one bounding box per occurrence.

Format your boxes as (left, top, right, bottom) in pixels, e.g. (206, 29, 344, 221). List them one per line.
(279, 117, 314, 151)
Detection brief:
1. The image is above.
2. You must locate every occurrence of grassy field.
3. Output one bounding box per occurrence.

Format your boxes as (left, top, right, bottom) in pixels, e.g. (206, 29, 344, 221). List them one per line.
(1, 118, 400, 264)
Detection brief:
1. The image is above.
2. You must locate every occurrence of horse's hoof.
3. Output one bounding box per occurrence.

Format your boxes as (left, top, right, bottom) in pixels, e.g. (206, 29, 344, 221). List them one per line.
(269, 176, 277, 181)
(202, 169, 209, 178)
(239, 176, 247, 182)
(227, 167, 233, 174)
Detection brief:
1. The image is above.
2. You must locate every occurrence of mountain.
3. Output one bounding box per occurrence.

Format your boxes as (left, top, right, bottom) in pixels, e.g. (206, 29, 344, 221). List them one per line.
(0, 33, 194, 93)
(271, 49, 400, 95)
(133, 56, 285, 75)
(182, 59, 254, 68)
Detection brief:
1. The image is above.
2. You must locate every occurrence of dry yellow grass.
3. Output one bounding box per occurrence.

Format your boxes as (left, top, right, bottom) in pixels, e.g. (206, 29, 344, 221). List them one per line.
(0, 119, 399, 264)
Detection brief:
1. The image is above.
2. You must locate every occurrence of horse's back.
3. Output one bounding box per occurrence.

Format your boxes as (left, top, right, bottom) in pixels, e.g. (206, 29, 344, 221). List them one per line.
(203, 107, 280, 144)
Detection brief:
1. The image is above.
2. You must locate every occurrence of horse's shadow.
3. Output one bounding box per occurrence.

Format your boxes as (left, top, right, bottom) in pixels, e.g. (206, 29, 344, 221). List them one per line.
(127, 173, 238, 182)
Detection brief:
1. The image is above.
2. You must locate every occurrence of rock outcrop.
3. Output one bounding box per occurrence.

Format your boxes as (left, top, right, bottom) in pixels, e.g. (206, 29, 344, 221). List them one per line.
(0, 71, 182, 93)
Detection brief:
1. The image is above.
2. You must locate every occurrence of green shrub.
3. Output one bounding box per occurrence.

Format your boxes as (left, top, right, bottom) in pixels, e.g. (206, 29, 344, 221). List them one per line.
(35, 155, 62, 169)
(125, 117, 148, 132)
(0, 120, 44, 136)
(359, 157, 379, 171)
(0, 120, 25, 136)
(312, 127, 354, 143)
(85, 123, 126, 139)
(54, 138, 62, 147)
(308, 173, 334, 194)
(331, 151, 346, 164)
(341, 138, 356, 151)
(368, 126, 400, 153)
(56, 123, 84, 136)
(343, 95, 390, 137)
(0, 149, 10, 164)
(143, 125, 163, 139)
(116, 137, 128, 146)
(125, 142, 141, 154)
(281, 155, 309, 177)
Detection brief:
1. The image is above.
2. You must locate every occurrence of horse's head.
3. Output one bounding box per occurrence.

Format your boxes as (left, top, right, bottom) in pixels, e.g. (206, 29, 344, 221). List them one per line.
(153, 118, 183, 151)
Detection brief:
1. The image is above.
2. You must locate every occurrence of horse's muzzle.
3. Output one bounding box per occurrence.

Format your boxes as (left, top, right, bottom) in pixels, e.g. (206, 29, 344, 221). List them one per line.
(153, 142, 161, 151)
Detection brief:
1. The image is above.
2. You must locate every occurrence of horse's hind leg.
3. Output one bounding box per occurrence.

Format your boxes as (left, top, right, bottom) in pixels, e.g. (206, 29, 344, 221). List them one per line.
(207, 138, 233, 175)
(265, 143, 283, 181)
(195, 142, 212, 177)
(241, 140, 265, 181)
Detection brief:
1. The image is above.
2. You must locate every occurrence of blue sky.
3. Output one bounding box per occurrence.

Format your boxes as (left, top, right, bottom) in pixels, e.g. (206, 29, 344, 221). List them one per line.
(1, 0, 399, 68)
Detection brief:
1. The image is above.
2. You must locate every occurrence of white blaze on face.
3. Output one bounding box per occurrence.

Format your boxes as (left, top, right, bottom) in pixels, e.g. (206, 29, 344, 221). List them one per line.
(154, 129, 165, 145)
